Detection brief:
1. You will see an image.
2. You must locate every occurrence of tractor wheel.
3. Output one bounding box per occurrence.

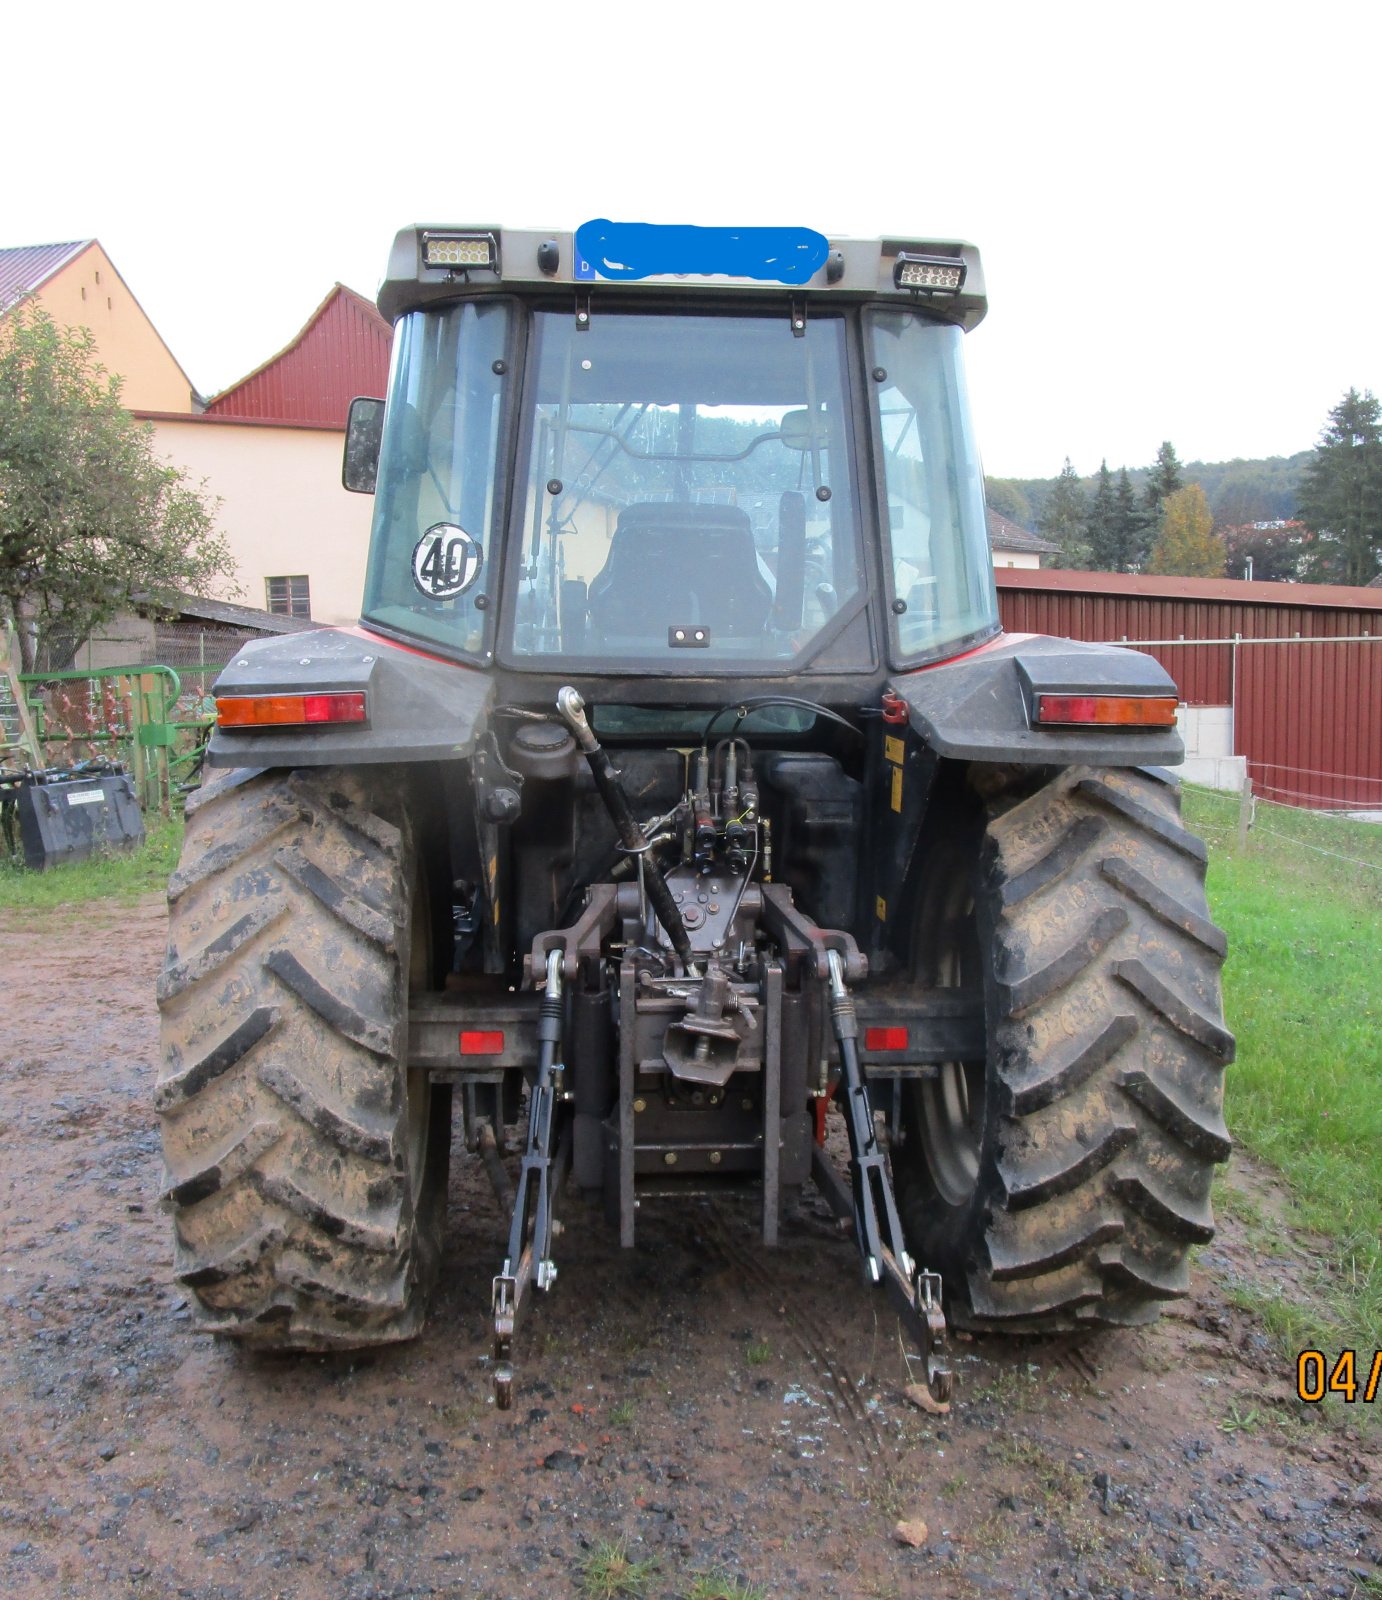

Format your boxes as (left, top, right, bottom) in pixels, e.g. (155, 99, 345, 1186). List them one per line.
(155, 767, 450, 1349)
(893, 764, 1233, 1331)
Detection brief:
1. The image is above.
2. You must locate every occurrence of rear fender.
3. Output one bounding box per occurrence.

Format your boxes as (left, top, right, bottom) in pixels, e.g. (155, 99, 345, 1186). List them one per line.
(206, 628, 494, 768)
(888, 633, 1184, 767)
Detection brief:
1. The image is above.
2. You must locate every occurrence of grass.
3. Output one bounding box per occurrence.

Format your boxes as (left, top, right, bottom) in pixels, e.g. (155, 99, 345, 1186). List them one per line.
(1183, 785, 1382, 1353)
(608, 1399, 636, 1428)
(0, 811, 182, 910)
(685, 1575, 768, 1600)
(1219, 1400, 1262, 1434)
(744, 1340, 772, 1367)
(579, 1539, 658, 1600)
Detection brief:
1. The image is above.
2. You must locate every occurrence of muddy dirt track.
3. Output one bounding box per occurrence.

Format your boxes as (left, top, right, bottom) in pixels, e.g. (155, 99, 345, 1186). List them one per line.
(2, 894, 1379, 1600)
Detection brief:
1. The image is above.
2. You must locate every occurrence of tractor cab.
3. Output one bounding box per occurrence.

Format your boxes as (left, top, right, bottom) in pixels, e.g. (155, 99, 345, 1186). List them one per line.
(350, 224, 997, 684)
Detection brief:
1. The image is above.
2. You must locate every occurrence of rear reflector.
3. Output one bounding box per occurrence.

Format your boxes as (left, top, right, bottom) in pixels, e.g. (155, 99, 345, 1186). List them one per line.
(865, 1026, 908, 1051)
(216, 693, 367, 728)
(460, 1030, 505, 1056)
(1034, 694, 1178, 728)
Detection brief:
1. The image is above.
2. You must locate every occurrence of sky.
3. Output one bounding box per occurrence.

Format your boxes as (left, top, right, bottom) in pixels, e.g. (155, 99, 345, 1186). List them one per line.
(4, 0, 1380, 480)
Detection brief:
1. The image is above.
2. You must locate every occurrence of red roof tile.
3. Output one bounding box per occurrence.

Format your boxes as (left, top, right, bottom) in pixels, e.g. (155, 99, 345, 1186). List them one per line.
(204, 284, 392, 429)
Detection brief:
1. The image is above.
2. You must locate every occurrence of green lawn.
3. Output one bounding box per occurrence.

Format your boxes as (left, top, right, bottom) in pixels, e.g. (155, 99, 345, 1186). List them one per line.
(1183, 784, 1382, 1353)
(0, 811, 183, 909)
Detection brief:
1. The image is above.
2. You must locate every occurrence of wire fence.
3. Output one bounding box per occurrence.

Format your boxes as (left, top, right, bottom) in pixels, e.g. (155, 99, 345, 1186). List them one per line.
(1181, 781, 1382, 911)
(1111, 633, 1382, 815)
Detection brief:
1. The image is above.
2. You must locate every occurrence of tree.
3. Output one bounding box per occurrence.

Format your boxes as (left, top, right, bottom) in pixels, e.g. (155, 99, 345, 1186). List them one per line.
(1112, 467, 1150, 572)
(0, 305, 232, 672)
(1143, 441, 1183, 517)
(1296, 387, 1382, 586)
(1148, 484, 1226, 577)
(1038, 457, 1090, 568)
(1221, 521, 1307, 583)
(1087, 463, 1148, 573)
(984, 477, 1033, 527)
(1084, 460, 1118, 570)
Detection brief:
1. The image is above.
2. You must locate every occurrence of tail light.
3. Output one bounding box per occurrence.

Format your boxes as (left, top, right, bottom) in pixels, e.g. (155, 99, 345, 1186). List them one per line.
(216, 693, 367, 729)
(1033, 694, 1178, 728)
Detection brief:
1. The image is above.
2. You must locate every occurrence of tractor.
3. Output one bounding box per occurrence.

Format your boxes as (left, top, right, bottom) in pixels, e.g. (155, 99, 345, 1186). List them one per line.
(157, 223, 1232, 1405)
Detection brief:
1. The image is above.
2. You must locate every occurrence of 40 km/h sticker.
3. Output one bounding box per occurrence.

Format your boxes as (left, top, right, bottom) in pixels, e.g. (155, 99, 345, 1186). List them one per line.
(412, 524, 482, 600)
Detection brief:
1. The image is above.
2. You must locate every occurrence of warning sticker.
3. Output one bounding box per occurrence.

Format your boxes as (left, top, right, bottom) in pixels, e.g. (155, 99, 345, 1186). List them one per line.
(412, 524, 482, 600)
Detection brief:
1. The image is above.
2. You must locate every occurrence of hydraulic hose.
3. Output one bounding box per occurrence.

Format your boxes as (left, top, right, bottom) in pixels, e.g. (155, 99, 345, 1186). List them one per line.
(555, 687, 698, 972)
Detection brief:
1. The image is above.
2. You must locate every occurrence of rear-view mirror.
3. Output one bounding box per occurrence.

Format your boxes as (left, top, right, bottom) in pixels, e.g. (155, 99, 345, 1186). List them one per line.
(343, 397, 385, 493)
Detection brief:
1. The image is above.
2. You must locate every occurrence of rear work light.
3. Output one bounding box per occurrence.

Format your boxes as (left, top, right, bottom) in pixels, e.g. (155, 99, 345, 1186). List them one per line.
(422, 231, 498, 270)
(894, 252, 966, 294)
(215, 693, 367, 729)
(1034, 694, 1179, 728)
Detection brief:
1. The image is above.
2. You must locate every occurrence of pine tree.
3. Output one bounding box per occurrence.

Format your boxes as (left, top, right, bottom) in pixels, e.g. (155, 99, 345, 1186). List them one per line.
(1144, 441, 1184, 517)
(1113, 467, 1150, 572)
(1038, 457, 1090, 568)
(1296, 388, 1382, 585)
(1148, 485, 1227, 577)
(1084, 461, 1118, 570)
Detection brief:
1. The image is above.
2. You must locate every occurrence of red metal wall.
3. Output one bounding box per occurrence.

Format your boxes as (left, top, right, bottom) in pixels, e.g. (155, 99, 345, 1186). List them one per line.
(995, 569, 1382, 809)
(205, 286, 392, 430)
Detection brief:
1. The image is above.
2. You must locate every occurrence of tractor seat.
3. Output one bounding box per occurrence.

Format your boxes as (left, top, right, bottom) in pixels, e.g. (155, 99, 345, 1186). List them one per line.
(587, 502, 774, 638)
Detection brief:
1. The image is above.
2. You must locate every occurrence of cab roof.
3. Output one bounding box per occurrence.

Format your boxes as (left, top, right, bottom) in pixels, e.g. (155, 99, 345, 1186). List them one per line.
(378, 223, 987, 330)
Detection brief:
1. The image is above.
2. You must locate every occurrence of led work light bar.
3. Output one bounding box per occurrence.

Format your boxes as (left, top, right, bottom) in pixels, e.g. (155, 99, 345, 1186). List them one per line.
(893, 252, 967, 294)
(422, 231, 498, 271)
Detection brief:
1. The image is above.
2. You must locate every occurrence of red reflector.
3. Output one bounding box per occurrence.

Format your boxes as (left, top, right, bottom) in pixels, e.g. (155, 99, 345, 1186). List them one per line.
(865, 1026, 908, 1051)
(459, 1030, 505, 1056)
(216, 692, 367, 728)
(1034, 694, 1178, 728)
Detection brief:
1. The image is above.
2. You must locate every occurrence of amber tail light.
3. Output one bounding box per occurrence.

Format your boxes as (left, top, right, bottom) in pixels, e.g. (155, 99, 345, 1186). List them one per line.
(216, 693, 367, 728)
(1033, 694, 1178, 728)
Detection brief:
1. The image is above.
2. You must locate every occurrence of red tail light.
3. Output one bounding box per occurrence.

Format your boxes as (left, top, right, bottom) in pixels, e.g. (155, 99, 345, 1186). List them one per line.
(216, 693, 367, 728)
(865, 1026, 908, 1051)
(1034, 694, 1178, 728)
(459, 1030, 504, 1056)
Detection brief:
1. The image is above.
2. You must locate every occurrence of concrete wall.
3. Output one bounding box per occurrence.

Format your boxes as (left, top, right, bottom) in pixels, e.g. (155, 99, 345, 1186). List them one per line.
(991, 550, 1042, 570)
(1176, 704, 1246, 791)
(36, 244, 195, 414)
(151, 418, 373, 626)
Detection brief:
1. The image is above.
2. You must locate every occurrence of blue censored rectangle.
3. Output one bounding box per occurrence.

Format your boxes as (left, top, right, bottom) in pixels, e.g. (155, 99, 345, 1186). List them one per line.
(574, 221, 828, 285)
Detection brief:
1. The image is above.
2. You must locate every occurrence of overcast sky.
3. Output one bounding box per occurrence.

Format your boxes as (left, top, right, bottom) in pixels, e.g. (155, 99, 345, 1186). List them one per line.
(5, 0, 1378, 480)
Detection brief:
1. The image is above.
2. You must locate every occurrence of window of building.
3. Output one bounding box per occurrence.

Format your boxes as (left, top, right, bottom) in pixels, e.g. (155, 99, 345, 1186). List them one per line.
(266, 575, 311, 618)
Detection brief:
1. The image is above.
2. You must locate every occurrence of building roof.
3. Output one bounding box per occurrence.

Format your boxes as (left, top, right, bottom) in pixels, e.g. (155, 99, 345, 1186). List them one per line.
(134, 591, 319, 633)
(204, 284, 392, 430)
(0, 240, 89, 314)
(994, 565, 1382, 611)
(985, 508, 1059, 555)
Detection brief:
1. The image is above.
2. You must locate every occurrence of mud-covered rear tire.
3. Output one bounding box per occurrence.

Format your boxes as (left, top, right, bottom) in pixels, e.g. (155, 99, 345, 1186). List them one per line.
(156, 767, 450, 1349)
(894, 764, 1233, 1331)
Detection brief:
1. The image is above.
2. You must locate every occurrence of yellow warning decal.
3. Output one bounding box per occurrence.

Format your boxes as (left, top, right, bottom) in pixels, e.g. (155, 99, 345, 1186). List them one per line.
(875, 896, 888, 922)
(884, 735, 905, 766)
(890, 767, 904, 813)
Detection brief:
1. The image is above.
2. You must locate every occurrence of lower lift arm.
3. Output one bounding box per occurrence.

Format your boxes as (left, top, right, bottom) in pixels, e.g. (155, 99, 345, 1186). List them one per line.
(818, 949, 953, 1404)
(491, 947, 571, 1409)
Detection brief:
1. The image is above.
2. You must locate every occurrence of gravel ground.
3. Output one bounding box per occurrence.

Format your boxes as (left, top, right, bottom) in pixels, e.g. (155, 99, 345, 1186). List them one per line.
(1, 893, 1379, 1600)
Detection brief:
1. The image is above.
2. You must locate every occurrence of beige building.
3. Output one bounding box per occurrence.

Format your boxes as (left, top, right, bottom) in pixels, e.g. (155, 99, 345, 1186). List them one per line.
(139, 284, 393, 626)
(986, 508, 1058, 569)
(0, 239, 196, 413)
